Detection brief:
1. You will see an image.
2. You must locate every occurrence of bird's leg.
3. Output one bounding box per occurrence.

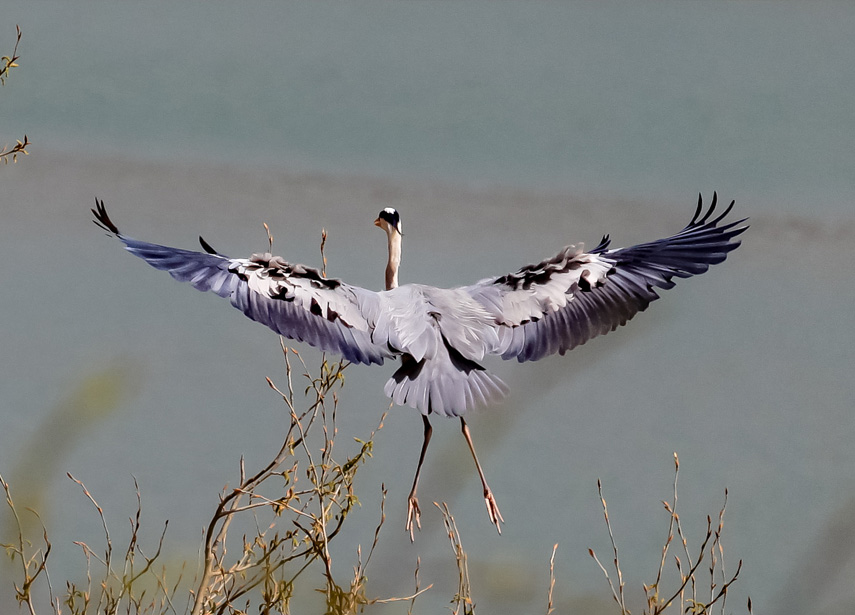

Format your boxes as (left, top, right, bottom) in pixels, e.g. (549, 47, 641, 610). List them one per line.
(406, 414, 433, 542)
(460, 417, 504, 534)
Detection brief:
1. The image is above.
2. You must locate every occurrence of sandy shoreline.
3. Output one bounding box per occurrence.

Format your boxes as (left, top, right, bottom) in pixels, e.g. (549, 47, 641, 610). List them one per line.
(5, 148, 851, 263)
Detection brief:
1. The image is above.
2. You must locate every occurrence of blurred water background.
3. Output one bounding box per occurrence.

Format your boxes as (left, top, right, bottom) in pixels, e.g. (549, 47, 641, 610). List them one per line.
(2, 2, 854, 613)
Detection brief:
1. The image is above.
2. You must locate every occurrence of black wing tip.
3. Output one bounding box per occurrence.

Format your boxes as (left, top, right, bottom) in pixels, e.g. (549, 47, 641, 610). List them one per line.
(688, 193, 746, 233)
(199, 235, 219, 255)
(91, 198, 121, 235)
(690, 193, 704, 225)
(696, 192, 719, 225)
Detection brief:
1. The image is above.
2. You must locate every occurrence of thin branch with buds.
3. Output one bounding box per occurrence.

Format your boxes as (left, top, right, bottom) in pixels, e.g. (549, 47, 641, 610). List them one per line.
(590, 454, 748, 615)
(1, 26, 30, 163)
(0, 25, 22, 85)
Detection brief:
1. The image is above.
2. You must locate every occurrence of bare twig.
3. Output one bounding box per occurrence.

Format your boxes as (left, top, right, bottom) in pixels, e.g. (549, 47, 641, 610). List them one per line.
(321, 228, 328, 277)
(592, 456, 749, 615)
(1, 474, 53, 615)
(436, 502, 475, 615)
(591, 478, 628, 613)
(546, 543, 558, 615)
(189, 339, 388, 614)
(263, 221, 274, 252)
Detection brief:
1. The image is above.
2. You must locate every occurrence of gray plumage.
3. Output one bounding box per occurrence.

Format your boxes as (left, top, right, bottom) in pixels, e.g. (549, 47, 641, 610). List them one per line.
(92, 194, 746, 418)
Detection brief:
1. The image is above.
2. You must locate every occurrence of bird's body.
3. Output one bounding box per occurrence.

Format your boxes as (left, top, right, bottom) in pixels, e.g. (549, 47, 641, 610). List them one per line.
(93, 194, 746, 536)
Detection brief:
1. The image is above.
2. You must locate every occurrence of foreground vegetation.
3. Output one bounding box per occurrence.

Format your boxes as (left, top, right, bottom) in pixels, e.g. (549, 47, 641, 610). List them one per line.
(2, 345, 750, 614)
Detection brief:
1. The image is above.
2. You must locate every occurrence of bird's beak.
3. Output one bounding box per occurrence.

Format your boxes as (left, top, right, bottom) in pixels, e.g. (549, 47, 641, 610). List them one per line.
(374, 218, 382, 228)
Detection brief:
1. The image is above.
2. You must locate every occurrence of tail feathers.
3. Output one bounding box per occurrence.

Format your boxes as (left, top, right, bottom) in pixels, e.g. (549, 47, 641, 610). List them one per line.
(384, 343, 509, 417)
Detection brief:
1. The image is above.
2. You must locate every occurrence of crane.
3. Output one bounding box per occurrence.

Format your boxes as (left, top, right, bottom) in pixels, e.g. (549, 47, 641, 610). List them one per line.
(93, 194, 746, 538)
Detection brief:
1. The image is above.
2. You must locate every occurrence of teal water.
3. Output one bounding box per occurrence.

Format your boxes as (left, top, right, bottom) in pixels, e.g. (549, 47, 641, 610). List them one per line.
(2, 3, 855, 614)
(5, 1, 855, 215)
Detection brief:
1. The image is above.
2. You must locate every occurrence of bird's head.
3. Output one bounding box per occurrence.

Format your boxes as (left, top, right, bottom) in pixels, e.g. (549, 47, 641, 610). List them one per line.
(374, 207, 403, 237)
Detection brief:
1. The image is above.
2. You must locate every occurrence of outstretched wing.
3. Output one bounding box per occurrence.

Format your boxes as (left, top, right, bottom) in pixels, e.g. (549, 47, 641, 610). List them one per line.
(92, 200, 392, 366)
(464, 193, 747, 362)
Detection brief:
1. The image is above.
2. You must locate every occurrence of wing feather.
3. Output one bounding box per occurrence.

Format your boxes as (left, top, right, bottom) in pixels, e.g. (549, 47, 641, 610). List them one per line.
(94, 195, 745, 417)
(465, 193, 747, 363)
(94, 201, 391, 366)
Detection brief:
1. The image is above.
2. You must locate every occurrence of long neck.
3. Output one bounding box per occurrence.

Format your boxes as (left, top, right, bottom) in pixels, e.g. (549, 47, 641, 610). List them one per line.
(385, 230, 401, 290)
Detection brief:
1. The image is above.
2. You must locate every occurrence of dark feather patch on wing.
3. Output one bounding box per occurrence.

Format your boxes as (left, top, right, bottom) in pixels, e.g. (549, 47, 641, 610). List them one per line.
(493, 246, 585, 291)
(247, 254, 342, 290)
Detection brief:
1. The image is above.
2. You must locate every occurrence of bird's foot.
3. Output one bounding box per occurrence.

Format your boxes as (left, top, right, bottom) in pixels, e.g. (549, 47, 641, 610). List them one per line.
(483, 487, 504, 534)
(406, 494, 422, 542)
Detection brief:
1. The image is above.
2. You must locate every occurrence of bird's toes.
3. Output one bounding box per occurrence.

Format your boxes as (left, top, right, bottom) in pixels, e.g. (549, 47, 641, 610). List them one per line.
(483, 490, 504, 534)
(406, 495, 422, 542)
